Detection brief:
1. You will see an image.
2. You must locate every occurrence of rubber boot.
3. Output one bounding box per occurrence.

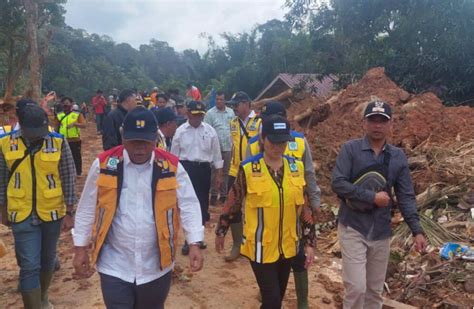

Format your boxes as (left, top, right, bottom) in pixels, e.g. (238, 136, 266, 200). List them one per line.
(40, 272, 55, 309)
(224, 222, 243, 262)
(21, 288, 42, 309)
(294, 270, 309, 309)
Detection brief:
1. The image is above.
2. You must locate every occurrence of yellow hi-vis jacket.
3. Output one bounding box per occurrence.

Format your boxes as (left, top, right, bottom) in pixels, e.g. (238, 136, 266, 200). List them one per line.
(0, 125, 12, 136)
(247, 130, 306, 160)
(90, 146, 181, 269)
(229, 115, 261, 177)
(0, 131, 65, 223)
(57, 111, 81, 139)
(240, 153, 306, 263)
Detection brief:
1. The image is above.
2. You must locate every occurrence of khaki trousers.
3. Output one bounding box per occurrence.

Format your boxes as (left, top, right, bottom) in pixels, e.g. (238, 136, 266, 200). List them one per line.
(338, 223, 390, 309)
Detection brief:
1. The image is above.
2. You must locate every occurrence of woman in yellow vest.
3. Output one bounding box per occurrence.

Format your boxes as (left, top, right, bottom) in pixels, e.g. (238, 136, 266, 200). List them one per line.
(215, 115, 316, 309)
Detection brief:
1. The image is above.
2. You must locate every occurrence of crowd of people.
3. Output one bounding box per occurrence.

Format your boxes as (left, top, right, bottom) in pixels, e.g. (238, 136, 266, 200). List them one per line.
(0, 84, 427, 309)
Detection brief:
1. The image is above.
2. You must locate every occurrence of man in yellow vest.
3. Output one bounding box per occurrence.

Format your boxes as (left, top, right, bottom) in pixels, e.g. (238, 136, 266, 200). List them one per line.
(73, 107, 204, 308)
(55, 96, 86, 176)
(224, 91, 262, 262)
(245, 101, 321, 309)
(0, 104, 76, 309)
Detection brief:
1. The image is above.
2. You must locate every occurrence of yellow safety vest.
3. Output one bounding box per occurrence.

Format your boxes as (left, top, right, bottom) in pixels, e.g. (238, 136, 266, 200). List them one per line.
(247, 130, 306, 160)
(57, 111, 81, 139)
(0, 125, 12, 136)
(0, 131, 65, 223)
(91, 146, 181, 268)
(240, 154, 306, 263)
(229, 115, 262, 177)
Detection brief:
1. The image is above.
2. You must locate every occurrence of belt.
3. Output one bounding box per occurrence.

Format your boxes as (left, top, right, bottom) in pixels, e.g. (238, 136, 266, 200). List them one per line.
(180, 160, 211, 167)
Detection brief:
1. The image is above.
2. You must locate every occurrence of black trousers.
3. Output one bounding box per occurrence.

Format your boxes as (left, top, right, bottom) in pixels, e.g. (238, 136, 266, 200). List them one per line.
(99, 272, 172, 309)
(250, 256, 294, 309)
(68, 140, 82, 176)
(180, 160, 211, 224)
(291, 242, 306, 273)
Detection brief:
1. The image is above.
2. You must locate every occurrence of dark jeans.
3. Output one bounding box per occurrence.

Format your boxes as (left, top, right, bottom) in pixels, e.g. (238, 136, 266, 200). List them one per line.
(250, 256, 294, 309)
(68, 140, 82, 175)
(96, 113, 105, 132)
(12, 216, 62, 291)
(99, 271, 172, 309)
(180, 160, 211, 224)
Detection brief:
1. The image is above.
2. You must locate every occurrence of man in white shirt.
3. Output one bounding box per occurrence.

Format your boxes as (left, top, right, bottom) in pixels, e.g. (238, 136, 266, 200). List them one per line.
(73, 107, 204, 308)
(171, 101, 223, 255)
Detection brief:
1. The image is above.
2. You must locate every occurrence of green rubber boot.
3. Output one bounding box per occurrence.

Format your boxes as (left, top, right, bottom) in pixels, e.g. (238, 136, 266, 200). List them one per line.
(224, 222, 243, 262)
(294, 270, 309, 309)
(21, 288, 42, 309)
(40, 271, 55, 309)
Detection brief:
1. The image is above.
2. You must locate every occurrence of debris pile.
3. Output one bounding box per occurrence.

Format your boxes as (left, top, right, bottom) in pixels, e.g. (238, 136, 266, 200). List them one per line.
(254, 67, 474, 306)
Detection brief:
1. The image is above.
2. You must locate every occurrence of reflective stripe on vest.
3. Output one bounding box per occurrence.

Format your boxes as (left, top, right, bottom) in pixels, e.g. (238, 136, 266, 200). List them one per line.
(57, 112, 81, 138)
(91, 146, 181, 269)
(0, 131, 65, 223)
(229, 116, 261, 177)
(240, 154, 305, 263)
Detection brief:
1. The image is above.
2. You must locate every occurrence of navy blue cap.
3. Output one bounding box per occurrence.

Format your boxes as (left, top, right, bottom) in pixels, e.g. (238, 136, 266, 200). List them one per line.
(261, 115, 292, 143)
(261, 101, 287, 118)
(227, 91, 251, 105)
(122, 107, 158, 142)
(154, 107, 177, 126)
(19, 104, 49, 139)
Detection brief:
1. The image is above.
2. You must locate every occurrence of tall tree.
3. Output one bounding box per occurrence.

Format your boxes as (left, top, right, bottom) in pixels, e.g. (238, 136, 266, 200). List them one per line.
(23, 0, 41, 100)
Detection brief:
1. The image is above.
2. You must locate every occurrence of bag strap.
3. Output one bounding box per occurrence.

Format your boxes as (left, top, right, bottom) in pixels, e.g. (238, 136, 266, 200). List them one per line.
(238, 118, 250, 140)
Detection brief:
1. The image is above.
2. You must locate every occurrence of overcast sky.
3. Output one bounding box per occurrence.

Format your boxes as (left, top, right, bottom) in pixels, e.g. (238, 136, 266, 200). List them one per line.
(64, 0, 287, 53)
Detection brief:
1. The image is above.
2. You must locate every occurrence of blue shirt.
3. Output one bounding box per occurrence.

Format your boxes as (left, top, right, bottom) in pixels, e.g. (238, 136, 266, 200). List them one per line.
(331, 136, 423, 240)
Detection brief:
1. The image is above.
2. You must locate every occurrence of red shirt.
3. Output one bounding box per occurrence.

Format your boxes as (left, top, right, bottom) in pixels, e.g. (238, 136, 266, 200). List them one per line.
(92, 95, 107, 114)
(186, 86, 202, 101)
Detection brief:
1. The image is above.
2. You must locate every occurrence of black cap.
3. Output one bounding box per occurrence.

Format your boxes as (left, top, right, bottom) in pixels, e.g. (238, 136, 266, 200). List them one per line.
(19, 105, 49, 139)
(16, 99, 37, 115)
(262, 115, 292, 143)
(261, 101, 287, 118)
(187, 101, 206, 115)
(154, 107, 177, 126)
(364, 100, 392, 119)
(122, 107, 158, 142)
(227, 91, 251, 105)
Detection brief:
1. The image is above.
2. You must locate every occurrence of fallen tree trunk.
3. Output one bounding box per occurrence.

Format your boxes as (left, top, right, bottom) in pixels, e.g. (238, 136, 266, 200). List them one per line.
(252, 89, 293, 110)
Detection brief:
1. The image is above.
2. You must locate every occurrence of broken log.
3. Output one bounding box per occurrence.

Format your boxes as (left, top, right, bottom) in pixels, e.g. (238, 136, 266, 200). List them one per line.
(252, 89, 293, 110)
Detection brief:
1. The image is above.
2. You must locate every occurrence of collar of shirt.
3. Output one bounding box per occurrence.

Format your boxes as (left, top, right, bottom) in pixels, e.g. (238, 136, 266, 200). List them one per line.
(183, 121, 204, 130)
(158, 129, 165, 139)
(361, 135, 388, 152)
(123, 148, 155, 168)
(241, 110, 256, 125)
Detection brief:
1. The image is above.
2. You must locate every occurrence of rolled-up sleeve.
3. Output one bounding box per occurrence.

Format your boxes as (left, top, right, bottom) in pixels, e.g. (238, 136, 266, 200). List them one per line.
(73, 158, 100, 246)
(394, 153, 423, 235)
(302, 138, 321, 210)
(176, 162, 204, 244)
(331, 143, 376, 204)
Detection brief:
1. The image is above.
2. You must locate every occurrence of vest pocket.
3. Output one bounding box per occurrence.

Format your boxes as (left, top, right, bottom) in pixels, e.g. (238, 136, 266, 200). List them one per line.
(5, 150, 24, 161)
(246, 180, 273, 208)
(40, 151, 61, 162)
(289, 177, 306, 206)
(7, 188, 25, 198)
(43, 188, 62, 199)
(156, 177, 178, 210)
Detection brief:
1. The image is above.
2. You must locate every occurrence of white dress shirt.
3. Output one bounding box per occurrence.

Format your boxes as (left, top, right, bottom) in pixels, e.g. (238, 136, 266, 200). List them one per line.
(73, 150, 204, 285)
(170, 121, 224, 169)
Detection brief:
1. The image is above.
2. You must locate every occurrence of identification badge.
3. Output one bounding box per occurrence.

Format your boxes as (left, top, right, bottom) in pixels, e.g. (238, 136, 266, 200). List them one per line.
(289, 163, 298, 173)
(106, 157, 119, 170)
(288, 142, 298, 151)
